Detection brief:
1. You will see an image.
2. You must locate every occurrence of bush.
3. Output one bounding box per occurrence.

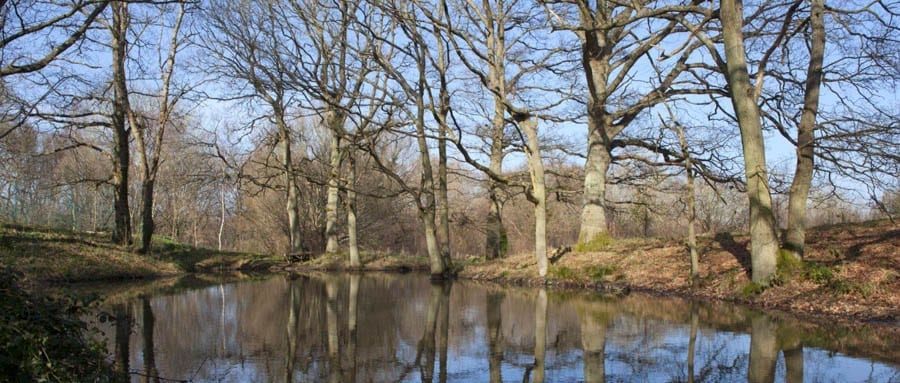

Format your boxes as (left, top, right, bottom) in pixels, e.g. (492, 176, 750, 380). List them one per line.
(0, 267, 116, 382)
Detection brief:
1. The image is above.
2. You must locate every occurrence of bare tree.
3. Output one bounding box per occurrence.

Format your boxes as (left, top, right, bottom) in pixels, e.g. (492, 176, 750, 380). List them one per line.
(108, 1, 133, 245)
(131, 2, 187, 254)
(199, 0, 306, 252)
(542, 0, 707, 246)
(717, 0, 780, 284)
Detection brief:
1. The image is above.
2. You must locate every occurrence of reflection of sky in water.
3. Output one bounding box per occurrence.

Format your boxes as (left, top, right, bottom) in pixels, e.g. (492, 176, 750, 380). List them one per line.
(97, 274, 899, 382)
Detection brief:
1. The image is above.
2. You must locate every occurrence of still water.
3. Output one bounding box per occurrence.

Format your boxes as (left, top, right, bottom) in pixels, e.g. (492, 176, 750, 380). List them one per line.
(94, 273, 899, 382)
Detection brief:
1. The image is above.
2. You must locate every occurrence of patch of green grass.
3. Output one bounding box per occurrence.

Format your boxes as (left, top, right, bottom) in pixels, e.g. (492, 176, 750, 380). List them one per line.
(575, 232, 615, 252)
(803, 262, 835, 284)
(586, 264, 618, 281)
(550, 266, 578, 280)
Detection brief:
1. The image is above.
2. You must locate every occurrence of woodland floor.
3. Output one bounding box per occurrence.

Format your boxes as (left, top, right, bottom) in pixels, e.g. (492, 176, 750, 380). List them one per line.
(0, 222, 280, 284)
(459, 219, 900, 326)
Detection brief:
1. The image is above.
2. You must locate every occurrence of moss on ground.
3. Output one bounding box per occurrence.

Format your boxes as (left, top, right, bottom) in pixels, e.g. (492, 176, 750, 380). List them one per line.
(574, 232, 615, 252)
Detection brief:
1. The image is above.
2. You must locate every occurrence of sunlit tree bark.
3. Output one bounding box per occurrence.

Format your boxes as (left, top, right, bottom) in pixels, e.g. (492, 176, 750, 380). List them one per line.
(720, 0, 779, 284)
(784, 0, 825, 260)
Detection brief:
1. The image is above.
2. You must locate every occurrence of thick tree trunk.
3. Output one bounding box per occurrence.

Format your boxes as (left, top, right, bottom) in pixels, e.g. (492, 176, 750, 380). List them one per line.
(110, 1, 131, 246)
(578, 17, 617, 246)
(579, 124, 611, 244)
(421, 209, 445, 277)
(520, 116, 548, 277)
(721, 0, 780, 284)
(483, 8, 509, 260)
(485, 97, 508, 259)
(347, 154, 360, 267)
(325, 128, 342, 254)
(784, 0, 825, 260)
(416, 105, 447, 279)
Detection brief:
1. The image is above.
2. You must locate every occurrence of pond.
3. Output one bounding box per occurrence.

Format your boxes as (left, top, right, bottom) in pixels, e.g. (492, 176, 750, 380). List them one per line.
(91, 273, 899, 382)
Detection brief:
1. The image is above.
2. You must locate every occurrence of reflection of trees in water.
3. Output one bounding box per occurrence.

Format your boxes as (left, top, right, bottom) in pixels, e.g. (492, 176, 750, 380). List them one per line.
(141, 298, 159, 383)
(486, 291, 504, 383)
(113, 302, 131, 380)
(94, 275, 896, 382)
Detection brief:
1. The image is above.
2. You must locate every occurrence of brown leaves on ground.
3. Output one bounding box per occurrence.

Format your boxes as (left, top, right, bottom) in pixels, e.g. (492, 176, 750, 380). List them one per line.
(460, 219, 899, 325)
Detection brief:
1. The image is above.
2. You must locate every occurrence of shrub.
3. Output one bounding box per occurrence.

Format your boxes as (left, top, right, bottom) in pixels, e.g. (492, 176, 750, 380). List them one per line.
(0, 267, 116, 382)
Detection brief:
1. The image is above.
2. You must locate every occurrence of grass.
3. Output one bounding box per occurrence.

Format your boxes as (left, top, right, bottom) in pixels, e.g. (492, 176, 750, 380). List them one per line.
(0, 222, 280, 284)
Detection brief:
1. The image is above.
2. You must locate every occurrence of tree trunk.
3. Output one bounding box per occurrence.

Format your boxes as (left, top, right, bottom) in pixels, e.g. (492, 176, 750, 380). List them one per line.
(579, 126, 611, 244)
(110, 1, 132, 246)
(676, 125, 700, 278)
(414, 56, 445, 277)
(347, 153, 360, 267)
(421, 209, 444, 277)
(520, 116, 548, 277)
(485, 97, 508, 259)
(218, 181, 226, 251)
(578, 16, 616, 246)
(139, 180, 155, 254)
(721, 0, 780, 284)
(437, 119, 451, 263)
(325, 123, 342, 254)
(278, 117, 302, 253)
(784, 0, 825, 260)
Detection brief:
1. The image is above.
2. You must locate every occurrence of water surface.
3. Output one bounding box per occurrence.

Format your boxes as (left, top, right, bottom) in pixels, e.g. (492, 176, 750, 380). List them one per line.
(95, 273, 899, 382)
